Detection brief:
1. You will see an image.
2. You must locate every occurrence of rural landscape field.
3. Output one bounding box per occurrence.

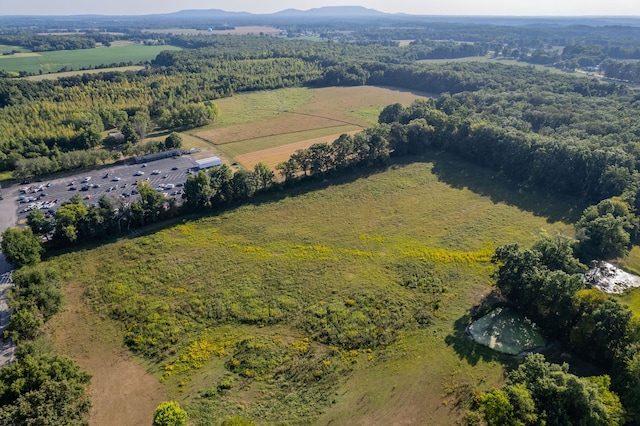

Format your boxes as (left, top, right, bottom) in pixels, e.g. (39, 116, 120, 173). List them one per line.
(3, 5, 640, 426)
(191, 86, 431, 169)
(42, 150, 575, 425)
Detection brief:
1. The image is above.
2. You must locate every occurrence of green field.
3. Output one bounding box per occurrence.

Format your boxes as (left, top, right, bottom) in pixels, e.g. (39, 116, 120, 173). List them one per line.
(44, 151, 577, 425)
(0, 44, 180, 75)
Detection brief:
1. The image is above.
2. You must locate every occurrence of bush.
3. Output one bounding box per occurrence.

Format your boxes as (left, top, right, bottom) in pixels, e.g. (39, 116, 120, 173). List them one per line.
(152, 401, 188, 426)
(1, 227, 43, 268)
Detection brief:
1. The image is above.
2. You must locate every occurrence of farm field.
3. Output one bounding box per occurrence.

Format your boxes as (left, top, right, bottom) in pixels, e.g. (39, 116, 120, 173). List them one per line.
(193, 86, 433, 169)
(42, 152, 578, 425)
(0, 43, 180, 75)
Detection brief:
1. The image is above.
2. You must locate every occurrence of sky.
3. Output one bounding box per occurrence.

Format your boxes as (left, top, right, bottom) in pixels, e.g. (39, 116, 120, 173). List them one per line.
(2, 0, 639, 16)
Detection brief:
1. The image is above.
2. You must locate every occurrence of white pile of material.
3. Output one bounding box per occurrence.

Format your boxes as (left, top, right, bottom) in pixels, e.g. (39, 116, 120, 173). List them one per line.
(583, 261, 640, 294)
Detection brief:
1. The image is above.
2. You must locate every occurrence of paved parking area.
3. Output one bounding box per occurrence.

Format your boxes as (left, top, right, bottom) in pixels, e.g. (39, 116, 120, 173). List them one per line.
(0, 154, 203, 368)
(10, 155, 198, 223)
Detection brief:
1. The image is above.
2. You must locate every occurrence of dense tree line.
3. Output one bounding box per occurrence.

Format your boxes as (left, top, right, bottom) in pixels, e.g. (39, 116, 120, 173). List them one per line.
(2, 33, 637, 179)
(0, 32, 116, 51)
(601, 60, 640, 83)
(476, 354, 624, 425)
(0, 251, 91, 424)
(474, 232, 640, 423)
(376, 87, 638, 203)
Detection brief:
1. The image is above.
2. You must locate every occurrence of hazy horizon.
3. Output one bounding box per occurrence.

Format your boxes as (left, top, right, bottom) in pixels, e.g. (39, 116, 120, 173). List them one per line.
(3, 0, 639, 17)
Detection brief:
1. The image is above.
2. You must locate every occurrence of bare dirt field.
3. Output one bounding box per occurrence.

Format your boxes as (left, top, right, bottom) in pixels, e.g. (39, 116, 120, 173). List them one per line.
(235, 130, 360, 171)
(45, 281, 167, 426)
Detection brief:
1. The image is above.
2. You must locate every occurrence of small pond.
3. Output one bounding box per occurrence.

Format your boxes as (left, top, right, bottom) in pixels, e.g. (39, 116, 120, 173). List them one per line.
(468, 306, 546, 355)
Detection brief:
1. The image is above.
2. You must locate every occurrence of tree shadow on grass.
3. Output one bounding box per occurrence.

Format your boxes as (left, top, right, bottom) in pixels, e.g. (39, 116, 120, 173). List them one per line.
(44, 150, 585, 256)
(423, 151, 588, 224)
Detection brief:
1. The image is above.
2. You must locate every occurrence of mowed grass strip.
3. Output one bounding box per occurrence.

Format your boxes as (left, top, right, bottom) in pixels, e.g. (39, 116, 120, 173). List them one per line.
(0, 44, 180, 74)
(46, 154, 576, 425)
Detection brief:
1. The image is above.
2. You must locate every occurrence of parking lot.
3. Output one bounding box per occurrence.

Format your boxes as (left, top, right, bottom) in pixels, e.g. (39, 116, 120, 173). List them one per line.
(4, 155, 199, 226)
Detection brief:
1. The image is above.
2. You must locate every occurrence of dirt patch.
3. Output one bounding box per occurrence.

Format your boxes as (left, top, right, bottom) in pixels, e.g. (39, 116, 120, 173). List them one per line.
(235, 130, 360, 171)
(44, 281, 167, 426)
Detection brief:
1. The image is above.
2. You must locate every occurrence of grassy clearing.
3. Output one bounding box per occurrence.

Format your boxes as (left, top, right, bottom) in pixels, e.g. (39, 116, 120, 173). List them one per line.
(44, 151, 576, 425)
(0, 44, 180, 74)
(194, 86, 430, 166)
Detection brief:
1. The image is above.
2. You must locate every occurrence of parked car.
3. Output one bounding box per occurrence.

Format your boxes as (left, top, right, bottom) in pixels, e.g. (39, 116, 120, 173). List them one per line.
(134, 171, 144, 176)
(112, 176, 121, 181)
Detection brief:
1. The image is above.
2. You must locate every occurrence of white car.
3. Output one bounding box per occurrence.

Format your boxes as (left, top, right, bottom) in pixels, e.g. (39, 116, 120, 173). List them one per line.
(151, 170, 161, 175)
(134, 171, 145, 176)
(111, 177, 121, 181)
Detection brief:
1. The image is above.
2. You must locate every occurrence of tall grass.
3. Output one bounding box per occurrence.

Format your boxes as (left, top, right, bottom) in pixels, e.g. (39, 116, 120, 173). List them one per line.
(47, 154, 576, 424)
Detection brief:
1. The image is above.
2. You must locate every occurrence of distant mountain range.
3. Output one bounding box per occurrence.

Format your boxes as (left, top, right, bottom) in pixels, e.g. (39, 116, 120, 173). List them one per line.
(2, 6, 640, 27)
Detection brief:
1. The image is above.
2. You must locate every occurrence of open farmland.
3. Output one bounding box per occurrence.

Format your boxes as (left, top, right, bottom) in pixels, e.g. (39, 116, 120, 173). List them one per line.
(0, 43, 180, 74)
(194, 86, 432, 168)
(42, 153, 578, 425)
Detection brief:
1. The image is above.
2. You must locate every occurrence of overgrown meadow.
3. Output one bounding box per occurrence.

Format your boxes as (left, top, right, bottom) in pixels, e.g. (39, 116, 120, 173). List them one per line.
(44, 153, 578, 424)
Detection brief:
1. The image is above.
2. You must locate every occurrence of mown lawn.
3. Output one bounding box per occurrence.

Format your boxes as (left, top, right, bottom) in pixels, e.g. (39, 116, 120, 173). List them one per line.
(44, 152, 577, 425)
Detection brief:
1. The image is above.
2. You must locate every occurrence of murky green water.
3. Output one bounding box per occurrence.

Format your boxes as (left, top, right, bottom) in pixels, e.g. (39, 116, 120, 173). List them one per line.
(468, 307, 546, 355)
